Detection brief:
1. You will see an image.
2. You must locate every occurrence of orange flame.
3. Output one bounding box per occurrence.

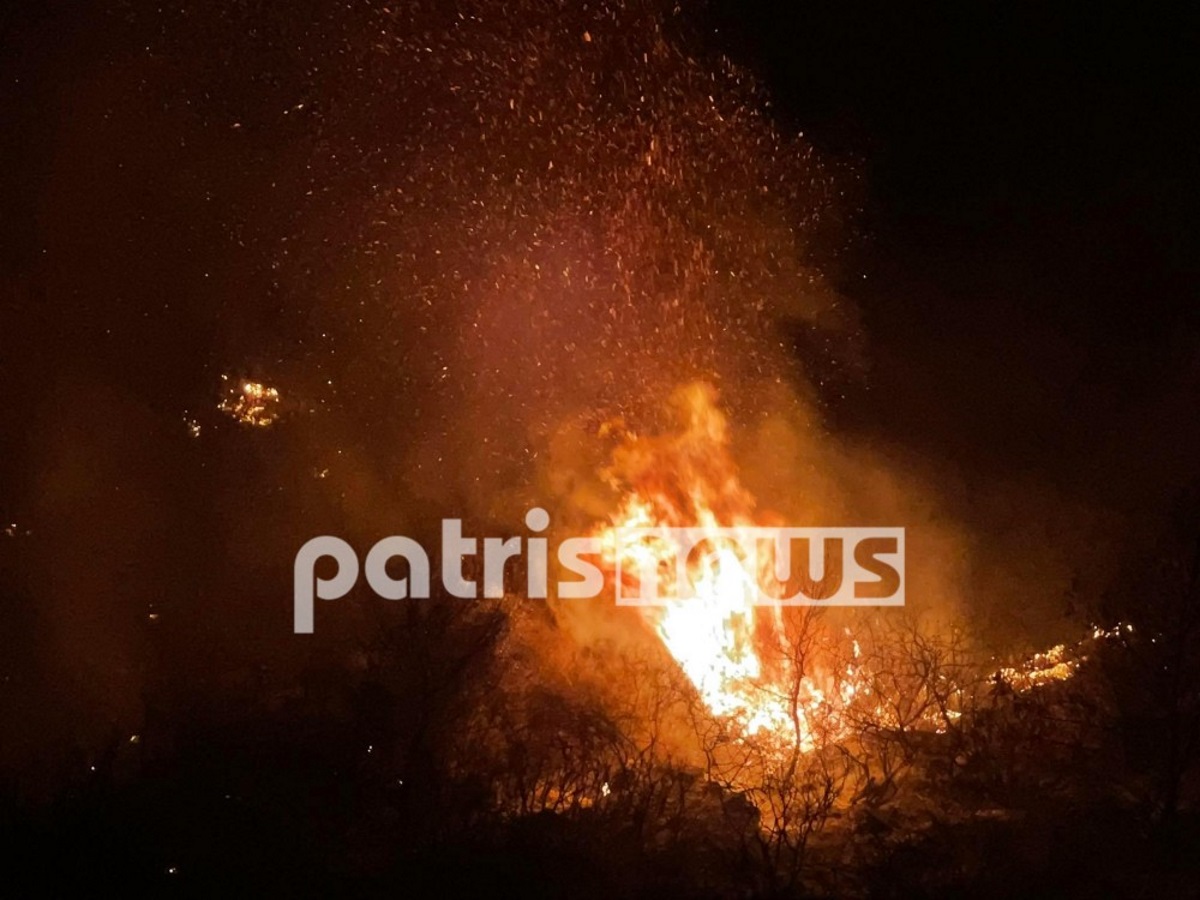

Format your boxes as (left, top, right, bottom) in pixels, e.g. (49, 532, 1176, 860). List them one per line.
(589, 383, 1096, 753)
(593, 384, 840, 747)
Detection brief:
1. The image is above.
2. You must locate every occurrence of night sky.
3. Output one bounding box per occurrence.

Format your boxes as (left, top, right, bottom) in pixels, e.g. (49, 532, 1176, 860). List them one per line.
(708, 1, 1198, 494)
(1, 0, 1198, 833)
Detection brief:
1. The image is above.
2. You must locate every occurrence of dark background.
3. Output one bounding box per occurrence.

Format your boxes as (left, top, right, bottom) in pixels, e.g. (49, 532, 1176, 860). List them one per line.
(705, 0, 1199, 507)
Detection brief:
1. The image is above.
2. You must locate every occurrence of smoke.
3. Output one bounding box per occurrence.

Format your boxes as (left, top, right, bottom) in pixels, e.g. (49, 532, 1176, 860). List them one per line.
(185, 0, 857, 523)
(2, 0, 1109, 785)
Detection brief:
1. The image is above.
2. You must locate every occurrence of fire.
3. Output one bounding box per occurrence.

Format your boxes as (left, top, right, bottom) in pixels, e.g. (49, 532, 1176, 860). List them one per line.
(993, 623, 1129, 692)
(590, 383, 1106, 753)
(610, 495, 799, 736)
(594, 383, 836, 748)
(219, 377, 282, 427)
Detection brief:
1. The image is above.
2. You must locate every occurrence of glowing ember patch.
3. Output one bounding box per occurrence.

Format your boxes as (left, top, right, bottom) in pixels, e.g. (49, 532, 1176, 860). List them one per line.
(997, 644, 1076, 690)
(219, 379, 282, 427)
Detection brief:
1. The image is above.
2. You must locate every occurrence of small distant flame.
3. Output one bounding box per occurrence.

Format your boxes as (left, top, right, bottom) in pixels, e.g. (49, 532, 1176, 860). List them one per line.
(996, 643, 1076, 691)
(219, 378, 281, 427)
(994, 623, 1128, 692)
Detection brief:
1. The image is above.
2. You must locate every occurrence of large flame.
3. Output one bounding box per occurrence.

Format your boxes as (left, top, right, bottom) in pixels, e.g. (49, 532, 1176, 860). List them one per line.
(590, 383, 1102, 752)
(594, 383, 845, 748)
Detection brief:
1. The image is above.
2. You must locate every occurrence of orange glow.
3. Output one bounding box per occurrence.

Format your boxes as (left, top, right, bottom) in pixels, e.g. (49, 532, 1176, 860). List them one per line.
(590, 383, 1103, 752)
(593, 383, 841, 749)
(219, 378, 281, 427)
